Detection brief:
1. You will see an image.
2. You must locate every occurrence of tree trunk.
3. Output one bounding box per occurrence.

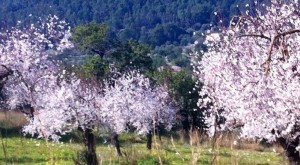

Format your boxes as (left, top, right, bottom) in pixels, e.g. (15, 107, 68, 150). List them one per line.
(156, 126, 162, 142)
(111, 132, 122, 156)
(83, 128, 98, 165)
(146, 131, 152, 150)
(278, 137, 300, 165)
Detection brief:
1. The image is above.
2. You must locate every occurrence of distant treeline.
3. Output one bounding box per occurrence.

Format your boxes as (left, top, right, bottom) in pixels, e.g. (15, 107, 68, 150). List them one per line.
(0, 0, 263, 45)
(0, 0, 267, 67)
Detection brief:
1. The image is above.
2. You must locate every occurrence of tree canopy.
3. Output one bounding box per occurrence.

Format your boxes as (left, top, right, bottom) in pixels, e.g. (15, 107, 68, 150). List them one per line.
(194, 0, 300, 163)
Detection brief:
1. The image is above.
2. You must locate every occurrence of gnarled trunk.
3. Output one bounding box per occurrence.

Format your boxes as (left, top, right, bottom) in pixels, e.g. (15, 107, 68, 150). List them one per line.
(278, 137, 300, 165)
(111, 132, 122, 156)
(146, 131, 152, 150)
(83, 128, 98, 165)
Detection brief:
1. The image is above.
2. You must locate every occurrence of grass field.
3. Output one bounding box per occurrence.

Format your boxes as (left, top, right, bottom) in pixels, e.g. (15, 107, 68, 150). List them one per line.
(0, 111, 288, 165)
(0, 135, 288, 165)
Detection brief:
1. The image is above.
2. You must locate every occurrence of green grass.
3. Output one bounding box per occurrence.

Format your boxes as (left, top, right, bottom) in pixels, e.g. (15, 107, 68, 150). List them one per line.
(0, 111, 288, 165)
(0, 134, 288, 165)
(103, 140, 287, 165)
(0, 136, 80, 164)
(0, 133, 288, 164)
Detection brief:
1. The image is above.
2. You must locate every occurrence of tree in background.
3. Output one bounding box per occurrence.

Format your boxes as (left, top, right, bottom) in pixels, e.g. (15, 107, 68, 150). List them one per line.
(110, 40, 153, 72)
(0, 0, 263, 69)
(72, 22, 153, 79)
(194, 0, 300, 163)
(153, 68, 206, 140)
(79, 55, 110, 81)
(72, 22, 118, 58)
(101, 71, 176, 152)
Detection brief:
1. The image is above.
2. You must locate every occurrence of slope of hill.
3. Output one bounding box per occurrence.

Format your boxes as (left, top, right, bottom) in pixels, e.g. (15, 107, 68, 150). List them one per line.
(0, 0, 258, 67)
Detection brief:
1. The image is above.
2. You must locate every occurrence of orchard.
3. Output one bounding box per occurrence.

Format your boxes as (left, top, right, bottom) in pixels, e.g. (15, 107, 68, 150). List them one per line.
(0, 16, 177, 165)
(1, 0, 300, 164)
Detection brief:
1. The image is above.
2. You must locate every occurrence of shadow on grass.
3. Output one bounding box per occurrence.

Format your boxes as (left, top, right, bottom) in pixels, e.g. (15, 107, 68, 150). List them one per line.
(60, 131, 107, 144)
(197, 159, 210, 164)
(0, 127, 24, 138)
(0, 156, 74, 164)
(0, 126, 97, 144)
(0, 156, 46, 164)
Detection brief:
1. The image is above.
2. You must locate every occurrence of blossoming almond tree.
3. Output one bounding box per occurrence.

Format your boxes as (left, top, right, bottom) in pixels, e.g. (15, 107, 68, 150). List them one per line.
(100, 71, 176, 153)
(0, 15, 91, 161)
(1, 15, 73, 117)
(0, 16, 108, 165)
(23, 76, 102, 165)
(23, 70, 176, 159)
(194, 0, 300, 163)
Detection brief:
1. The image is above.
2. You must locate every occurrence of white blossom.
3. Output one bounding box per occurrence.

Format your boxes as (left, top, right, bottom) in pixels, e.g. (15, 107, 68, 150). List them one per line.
(194, 0, 300, 144)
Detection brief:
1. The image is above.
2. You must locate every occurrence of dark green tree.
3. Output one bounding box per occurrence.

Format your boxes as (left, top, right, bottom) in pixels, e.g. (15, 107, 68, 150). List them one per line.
(79, 55, 109, 80)
(73, 23, 153, 76)
(72, 22, 118, 58)
(110, 40, 153, 72)
(152, 68, 206, 134)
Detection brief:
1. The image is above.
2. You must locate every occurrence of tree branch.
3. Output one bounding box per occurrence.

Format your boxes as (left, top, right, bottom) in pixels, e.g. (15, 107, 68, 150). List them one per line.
(280, 29, 300, 37)
(237, 34, 271, 41)
(0, 65, 13, 82)
(262, 29, 300, 74)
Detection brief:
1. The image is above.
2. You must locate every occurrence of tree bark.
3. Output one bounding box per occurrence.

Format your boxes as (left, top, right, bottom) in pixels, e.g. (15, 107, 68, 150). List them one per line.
(278, 137, 300, 165)
(156, 126, 162, 142)
(111, 132, 122, 156)
(83, 128, 98, 165)
(146, 131, 152, 150)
